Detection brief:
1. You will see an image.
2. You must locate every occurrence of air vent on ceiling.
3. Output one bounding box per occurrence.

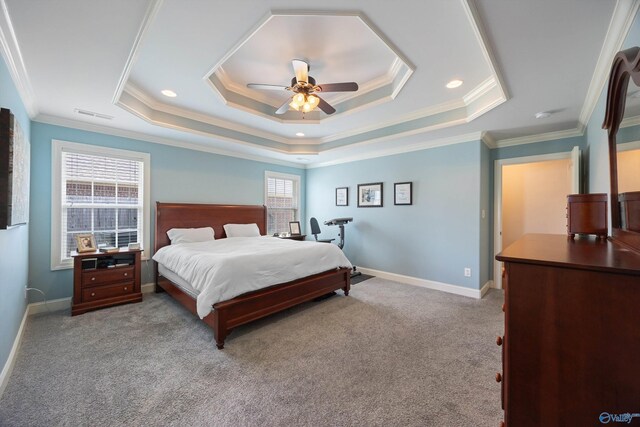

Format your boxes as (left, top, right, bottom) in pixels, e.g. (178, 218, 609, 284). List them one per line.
(74, 108, 113, 120)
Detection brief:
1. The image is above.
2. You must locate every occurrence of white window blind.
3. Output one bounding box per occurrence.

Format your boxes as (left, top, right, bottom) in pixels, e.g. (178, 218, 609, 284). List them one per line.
(51, 140, 150, 270)
(61, 152, 144, 259)
(265, 173, 299, 235)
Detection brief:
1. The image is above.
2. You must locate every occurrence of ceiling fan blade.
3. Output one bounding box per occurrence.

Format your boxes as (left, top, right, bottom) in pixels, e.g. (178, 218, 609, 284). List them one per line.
(275, 98, 291, 115)
(316, 82, 359, 92)
(316, 96, 336, 115)
(247, 83, 289, 91)
(292, 59, 309, 84)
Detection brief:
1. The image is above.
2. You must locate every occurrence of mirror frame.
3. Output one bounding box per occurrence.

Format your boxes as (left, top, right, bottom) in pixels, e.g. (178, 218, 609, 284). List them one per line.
(603, 46, 640, 254)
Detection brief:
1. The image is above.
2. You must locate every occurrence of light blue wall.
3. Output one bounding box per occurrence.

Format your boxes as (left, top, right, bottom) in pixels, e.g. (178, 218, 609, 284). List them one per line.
(306, 140, 483, 290)
(29, 122, 305, 301)
(0, 56, 30, 373)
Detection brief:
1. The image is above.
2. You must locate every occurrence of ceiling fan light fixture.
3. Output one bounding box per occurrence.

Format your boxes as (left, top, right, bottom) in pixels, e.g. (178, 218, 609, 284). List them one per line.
(307, 94, 319, 107)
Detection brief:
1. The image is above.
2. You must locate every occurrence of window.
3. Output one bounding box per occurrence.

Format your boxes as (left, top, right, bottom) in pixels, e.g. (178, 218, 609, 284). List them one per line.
(265, 171, 300, 235)
(51, 140, 150, 269)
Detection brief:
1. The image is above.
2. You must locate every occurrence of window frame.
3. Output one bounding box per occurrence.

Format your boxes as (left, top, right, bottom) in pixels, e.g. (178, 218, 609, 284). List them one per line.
(51, 140, 151, 270)
(264, 171, 301, 235)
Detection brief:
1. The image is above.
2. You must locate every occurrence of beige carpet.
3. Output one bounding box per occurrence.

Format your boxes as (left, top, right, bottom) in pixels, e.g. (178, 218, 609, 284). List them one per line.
(0, 278, 504, 426)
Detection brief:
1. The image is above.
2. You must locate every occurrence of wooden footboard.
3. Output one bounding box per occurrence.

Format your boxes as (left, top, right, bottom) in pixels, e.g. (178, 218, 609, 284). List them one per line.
(156, 267, 351, 349)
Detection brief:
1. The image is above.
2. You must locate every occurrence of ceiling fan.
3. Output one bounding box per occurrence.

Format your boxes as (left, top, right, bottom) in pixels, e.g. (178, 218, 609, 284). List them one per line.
(247, 59, 358, 115)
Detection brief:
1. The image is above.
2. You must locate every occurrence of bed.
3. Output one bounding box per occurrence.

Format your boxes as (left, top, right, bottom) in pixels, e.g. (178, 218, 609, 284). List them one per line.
(153, 202, 352, 349)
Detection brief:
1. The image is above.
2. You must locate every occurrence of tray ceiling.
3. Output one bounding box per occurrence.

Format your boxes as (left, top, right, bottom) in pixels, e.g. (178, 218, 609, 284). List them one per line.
(0, 0, 629, 166)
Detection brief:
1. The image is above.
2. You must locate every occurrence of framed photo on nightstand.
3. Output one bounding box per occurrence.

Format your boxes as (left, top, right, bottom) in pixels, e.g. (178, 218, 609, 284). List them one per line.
(289, 221, 301, 235)
(75, 233, 97, 253)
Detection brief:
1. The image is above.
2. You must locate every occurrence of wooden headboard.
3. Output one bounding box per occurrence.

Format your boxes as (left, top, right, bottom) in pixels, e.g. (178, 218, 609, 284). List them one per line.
(154, 202, 267, 253)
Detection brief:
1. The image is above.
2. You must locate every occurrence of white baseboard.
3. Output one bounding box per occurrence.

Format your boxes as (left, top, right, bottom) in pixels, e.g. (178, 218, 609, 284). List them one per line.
(27, 282, 155, 315)
(0, 308, 28, 399)
(480, 280, 493, 297)
(358, 267, 487, 299)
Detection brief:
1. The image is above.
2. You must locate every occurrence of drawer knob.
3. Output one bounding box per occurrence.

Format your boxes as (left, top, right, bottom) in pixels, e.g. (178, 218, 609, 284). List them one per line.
(496, 373, 502, 383)
(124, 273, 128, 277)
(496, 336, 503, 346)
(91, 292, 95, 297)
(124, 287, 128, 291)
(91, 277, 96, 281)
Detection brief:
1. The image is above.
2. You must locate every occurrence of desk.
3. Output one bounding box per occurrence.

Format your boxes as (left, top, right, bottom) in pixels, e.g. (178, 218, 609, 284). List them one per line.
(277, 234, 306, 241)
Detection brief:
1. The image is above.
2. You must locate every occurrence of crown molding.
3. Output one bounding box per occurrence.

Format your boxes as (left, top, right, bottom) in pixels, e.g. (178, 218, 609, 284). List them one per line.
(34, 113, 304, 168)
(621, 113, 640, 128)
(481, 131, 497, 149)
(579, 0, 640, 128)
(307, 131, 483, 168)
(493, 127, 584, 148)
(111, 0, 163, 104)
(461, 0, 509, 102)
(0, 0, 38, 118)
(124, 82, 300, 145)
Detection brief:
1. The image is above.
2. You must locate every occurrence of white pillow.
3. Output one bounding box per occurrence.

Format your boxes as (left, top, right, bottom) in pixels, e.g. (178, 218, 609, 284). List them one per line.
(167, 227, 215, 244)
(223, 223, 261, 238)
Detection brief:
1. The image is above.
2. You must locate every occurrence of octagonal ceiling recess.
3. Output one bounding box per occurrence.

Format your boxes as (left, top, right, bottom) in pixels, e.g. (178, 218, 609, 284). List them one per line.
(115, 4, 507, 155)
(206, 13, 412, 123)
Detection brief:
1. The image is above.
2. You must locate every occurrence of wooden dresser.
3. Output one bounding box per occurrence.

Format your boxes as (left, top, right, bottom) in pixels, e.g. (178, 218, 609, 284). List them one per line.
(71, 249, 143, 315)
(495, 234, 640, 426)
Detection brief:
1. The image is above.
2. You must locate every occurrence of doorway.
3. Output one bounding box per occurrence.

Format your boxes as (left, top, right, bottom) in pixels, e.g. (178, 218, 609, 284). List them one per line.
(493, 148, 580, 289)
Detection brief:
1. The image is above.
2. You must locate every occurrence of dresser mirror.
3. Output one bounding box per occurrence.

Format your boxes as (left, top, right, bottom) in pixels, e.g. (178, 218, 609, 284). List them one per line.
(604, 46, 640, 253)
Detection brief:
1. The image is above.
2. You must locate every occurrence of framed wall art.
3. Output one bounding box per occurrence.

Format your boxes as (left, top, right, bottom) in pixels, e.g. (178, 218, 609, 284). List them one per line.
(0, 108, 30, 229)
(394, 182, 412, 205)
(336, 187, 348, 206)
(357, 182, 383, 207)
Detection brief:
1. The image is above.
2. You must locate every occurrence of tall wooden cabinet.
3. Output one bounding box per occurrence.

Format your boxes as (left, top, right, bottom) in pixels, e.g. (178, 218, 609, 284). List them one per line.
(496, 234, 640, 426)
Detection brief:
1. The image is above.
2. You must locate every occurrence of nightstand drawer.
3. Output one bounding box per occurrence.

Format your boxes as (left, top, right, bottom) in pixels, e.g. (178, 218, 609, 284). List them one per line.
(82, 282, 134, 302)
(82, 267, 134, 287)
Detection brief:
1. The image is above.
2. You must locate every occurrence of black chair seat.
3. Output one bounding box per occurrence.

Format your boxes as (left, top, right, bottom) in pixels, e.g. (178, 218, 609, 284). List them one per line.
(310, 217, 334, 243)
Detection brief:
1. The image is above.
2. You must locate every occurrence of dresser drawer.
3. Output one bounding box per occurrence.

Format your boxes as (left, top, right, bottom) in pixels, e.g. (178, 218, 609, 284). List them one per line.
(82, 282, 134, 302)
(82, 267, 134, 287)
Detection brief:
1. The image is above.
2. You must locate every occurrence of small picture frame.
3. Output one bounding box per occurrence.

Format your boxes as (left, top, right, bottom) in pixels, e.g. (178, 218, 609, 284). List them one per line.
(357, 182, 383, 207)
(394, 182, 413, 205)
(336, 187, 348, 206)
(75, 233, 97, 253)
(289, 221, 301, 235)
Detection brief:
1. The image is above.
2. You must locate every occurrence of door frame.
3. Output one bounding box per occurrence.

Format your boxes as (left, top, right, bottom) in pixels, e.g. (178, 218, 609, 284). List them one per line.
(493, 151, 574, 289)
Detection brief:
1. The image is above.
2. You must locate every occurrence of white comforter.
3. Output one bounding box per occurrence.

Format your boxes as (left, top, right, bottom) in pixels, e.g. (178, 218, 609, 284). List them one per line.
(152, 237, 352, 318)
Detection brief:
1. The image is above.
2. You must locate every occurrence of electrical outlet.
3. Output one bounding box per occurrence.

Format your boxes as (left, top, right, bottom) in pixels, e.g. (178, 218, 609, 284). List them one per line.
(464, 268, 471, 277)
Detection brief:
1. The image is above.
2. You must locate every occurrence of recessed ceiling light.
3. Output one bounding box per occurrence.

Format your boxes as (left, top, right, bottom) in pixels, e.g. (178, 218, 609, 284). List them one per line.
(535, 111, 552, 119)
(295, 132, 305, 137)
(161, 89, 177, 98)
(446, 79, 463, 89)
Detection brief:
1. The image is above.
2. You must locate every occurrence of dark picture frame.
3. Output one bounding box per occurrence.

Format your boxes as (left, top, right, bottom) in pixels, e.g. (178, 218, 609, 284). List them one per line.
(0, 108, 30, 229)
(336, 187, 348, 206)
(289, 221, 301, 235)
(394, 182, 413, 205)
(357, 182, 383, 207)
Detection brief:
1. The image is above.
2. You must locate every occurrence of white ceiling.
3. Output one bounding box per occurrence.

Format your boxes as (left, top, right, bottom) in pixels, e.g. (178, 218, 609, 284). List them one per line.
(1, 0, 636, 167)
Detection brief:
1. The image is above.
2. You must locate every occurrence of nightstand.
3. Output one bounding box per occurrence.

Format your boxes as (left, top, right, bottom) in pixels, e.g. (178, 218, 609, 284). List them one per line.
(71, 248, 143, 316)
(277, 234, 306, 241)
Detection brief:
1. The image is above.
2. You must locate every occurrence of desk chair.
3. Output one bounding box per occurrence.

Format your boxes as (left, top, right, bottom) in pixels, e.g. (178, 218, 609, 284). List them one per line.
(310, 217, 335, 243)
